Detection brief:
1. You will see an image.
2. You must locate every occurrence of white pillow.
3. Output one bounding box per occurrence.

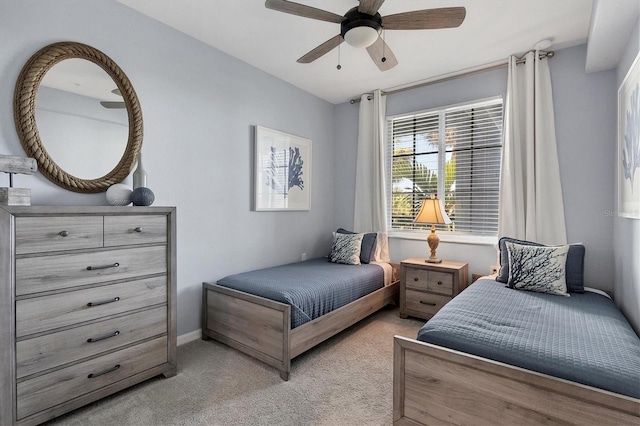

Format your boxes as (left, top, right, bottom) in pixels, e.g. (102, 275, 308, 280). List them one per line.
(329, 232, 364, 265)
(506, 241, 569, 296)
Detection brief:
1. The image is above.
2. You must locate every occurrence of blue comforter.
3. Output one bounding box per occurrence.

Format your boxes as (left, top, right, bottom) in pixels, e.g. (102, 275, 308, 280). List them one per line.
(217, 258, 385, 329)
(417, 279, 640, 399)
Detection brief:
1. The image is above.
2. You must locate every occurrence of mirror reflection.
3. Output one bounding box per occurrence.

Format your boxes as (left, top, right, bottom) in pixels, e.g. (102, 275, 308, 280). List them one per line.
(37, 59, 129, 180)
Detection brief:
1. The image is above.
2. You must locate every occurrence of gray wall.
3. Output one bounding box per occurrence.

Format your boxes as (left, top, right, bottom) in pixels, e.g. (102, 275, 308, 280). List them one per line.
(2, 0, 635, 336)
(614, 18, 640, 334)
(0, 0, 336, 335)
(334, 44, 620, 292)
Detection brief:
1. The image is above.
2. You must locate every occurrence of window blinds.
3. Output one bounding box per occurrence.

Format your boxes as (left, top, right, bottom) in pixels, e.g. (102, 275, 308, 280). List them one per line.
(388, 97, 503, 235)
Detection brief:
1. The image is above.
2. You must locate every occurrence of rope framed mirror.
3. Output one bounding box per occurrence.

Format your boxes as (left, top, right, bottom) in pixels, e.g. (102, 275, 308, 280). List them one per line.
(14, 41, 143, 193)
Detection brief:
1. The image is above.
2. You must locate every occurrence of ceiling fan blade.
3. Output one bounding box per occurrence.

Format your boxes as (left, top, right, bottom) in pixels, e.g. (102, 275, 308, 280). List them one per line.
(297, 35, 344, 63)
(383, 7, 466, 30)
(265, 0, 343, 23)
(366, 37, 398, 71)
(100, 101, 126, 109)
(358, 0, 385, 15)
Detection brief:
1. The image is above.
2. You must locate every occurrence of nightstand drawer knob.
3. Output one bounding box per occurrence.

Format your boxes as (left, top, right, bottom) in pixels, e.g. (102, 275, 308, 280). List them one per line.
(59, 230, 69, 237)
(420, 301, 437, 306)
(414, 277, 419, 281)
(437, 281, 443, 285)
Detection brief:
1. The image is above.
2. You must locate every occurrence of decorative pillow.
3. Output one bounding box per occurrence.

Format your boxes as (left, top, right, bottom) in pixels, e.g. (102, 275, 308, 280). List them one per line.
(506, 242, 570, 296)
(329, 232, 364, 265)
(496, 237, 585, 293)
(336, 228, 377, 264)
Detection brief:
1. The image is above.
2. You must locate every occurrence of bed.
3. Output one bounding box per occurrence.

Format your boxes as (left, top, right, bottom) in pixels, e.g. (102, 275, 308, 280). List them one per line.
(393, 278, 640, 425)
(202, 256, 398, 380)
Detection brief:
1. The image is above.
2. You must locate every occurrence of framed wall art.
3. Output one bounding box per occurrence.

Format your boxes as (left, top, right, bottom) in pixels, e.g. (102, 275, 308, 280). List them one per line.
(254, 126, 311, 211)
(618, 51, 640, 219)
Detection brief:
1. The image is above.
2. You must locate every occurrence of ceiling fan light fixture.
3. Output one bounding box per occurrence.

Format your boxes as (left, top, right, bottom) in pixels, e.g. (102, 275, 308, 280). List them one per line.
(340, 6, 382, 48)
(344, 26, 379, 48)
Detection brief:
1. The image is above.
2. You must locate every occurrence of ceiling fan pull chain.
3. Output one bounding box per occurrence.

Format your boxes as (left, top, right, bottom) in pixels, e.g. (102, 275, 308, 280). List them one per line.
(381, 28, 387, 63)
(337, 42, 342, 70)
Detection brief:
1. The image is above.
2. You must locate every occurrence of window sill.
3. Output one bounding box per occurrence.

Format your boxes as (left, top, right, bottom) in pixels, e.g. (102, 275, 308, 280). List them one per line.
(389, 230, 497, 246)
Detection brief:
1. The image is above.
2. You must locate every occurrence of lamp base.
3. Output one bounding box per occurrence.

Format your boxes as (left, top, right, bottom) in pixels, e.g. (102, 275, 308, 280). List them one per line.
(425, 257, 443, 264)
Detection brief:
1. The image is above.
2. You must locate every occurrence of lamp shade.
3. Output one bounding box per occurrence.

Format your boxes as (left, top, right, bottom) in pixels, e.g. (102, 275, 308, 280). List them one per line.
(414, 196, 452, 225)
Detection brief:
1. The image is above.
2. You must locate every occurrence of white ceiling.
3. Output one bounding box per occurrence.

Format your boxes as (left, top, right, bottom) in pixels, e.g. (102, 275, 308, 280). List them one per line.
(114, 0, 637, 105)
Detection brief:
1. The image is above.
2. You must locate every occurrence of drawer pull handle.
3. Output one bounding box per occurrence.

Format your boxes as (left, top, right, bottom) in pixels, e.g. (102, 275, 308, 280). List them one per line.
(87, 297, 120, 307)
(86, 262, 120, 271)
(88, 364, 120, 379)
(414, 277, 419, 281)
(59, 230, 69, 237)
(87, 330, 120, 343)
(437, 281, 443, 285)
(134, 227, 143, 233)
(420, 301, 437, 306)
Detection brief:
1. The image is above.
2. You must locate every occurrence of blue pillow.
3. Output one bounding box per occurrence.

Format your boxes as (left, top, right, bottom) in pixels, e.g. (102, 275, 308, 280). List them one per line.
(336, 228, 377, 264)
(496, 237, 585, 293)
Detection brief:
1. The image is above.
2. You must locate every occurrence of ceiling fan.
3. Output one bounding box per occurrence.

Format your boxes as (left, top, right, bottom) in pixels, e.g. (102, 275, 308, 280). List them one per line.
(265, 0, 466, 71)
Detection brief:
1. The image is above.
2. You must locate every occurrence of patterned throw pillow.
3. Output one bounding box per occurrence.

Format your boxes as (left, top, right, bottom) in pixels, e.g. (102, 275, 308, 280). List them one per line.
(329, 232, 364, 265)
(506, 242, 570, 296)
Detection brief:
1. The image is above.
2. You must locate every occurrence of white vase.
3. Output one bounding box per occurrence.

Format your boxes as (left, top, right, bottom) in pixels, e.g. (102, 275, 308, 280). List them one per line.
(133, 153, 147, 189)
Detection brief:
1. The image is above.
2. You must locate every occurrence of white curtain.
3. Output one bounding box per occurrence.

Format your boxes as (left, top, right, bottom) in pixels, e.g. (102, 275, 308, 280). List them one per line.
(354, 89, 390, 261)
(498, 51, 567, 245)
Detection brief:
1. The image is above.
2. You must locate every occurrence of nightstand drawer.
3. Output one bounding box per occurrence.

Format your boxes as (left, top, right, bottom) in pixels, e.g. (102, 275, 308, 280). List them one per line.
(405, 290, 451, 317)
(405, 268, 430, 291)
(428, 271, 453, 295)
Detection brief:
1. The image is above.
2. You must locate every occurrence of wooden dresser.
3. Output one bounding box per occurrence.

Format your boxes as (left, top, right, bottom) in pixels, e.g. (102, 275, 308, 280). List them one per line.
(0, 206, 177, 425)
(399, 258, 468, 320)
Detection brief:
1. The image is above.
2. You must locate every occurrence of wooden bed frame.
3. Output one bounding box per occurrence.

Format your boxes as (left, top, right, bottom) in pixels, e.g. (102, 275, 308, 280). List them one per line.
(201, 276, 399, 381)
(393, 336, 640, 425)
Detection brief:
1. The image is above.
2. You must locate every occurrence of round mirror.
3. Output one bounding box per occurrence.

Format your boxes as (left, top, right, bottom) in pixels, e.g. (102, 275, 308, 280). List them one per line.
(38, 59, 129, 179)
(14, 42, 143, 193)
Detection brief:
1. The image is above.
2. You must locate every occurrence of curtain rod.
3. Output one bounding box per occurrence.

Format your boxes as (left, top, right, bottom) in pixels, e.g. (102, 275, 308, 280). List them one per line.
(349, 50, 554, 104)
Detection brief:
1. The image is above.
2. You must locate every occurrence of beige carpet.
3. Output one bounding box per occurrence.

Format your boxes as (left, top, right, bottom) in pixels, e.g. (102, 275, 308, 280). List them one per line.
(45, 306, 424, 426)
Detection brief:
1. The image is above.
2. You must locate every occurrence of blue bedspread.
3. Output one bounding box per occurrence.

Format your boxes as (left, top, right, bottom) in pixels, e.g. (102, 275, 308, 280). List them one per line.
(217, 258, 385, 329)
(417, 279, 640, 399)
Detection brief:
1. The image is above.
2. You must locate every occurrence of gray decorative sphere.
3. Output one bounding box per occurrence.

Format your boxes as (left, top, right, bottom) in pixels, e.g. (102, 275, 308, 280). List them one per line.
(131, 187, 155, 206)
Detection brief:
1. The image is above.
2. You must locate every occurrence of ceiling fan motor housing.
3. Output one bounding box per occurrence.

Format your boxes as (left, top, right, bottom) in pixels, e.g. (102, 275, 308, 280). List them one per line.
(340, 7, 382, 47)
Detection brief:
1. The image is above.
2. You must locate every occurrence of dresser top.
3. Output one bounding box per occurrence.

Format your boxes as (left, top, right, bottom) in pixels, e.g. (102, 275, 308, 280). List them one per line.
(0, 205, 175, 216)
(401, 258, 468, 271)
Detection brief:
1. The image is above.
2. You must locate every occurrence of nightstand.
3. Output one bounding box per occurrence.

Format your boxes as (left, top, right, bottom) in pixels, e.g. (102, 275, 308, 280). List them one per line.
(399, 258, 469, 320)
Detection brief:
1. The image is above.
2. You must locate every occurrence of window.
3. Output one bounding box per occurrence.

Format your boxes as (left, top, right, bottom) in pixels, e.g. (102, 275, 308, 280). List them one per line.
(388, 97, 503, 235)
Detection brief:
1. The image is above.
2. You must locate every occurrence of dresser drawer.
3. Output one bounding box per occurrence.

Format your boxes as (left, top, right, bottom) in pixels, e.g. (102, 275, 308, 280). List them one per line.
(104, 215, 167, 247)
(16, 276, 167, 337)
(427, 271, 453, 295)
(16, 245, 167, 296)
(15, 216, 103, 255)
(16, 336, 168, 420)
(405, 268, 430, 291)
(16, 306, 167, 378)
(405, 290, 451, 317)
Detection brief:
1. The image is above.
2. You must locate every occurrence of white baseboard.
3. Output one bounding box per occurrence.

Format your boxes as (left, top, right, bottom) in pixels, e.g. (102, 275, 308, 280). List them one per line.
(177, 329, 202, 346)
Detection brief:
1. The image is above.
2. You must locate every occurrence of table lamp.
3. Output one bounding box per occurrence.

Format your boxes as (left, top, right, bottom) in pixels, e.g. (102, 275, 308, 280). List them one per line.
(414, 194, 451, 263)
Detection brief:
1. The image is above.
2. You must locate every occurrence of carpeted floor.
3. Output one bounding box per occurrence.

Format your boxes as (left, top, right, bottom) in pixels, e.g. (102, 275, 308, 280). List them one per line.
(45, 306, 424, 426)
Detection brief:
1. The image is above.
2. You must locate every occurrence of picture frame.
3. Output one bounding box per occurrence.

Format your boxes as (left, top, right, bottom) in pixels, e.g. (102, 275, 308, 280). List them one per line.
(618, 51, 640, 219)
(254, 126, 311, 211)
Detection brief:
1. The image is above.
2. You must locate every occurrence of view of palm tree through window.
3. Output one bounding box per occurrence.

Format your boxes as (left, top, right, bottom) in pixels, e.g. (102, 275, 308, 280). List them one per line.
(388, 97, 504, 235)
